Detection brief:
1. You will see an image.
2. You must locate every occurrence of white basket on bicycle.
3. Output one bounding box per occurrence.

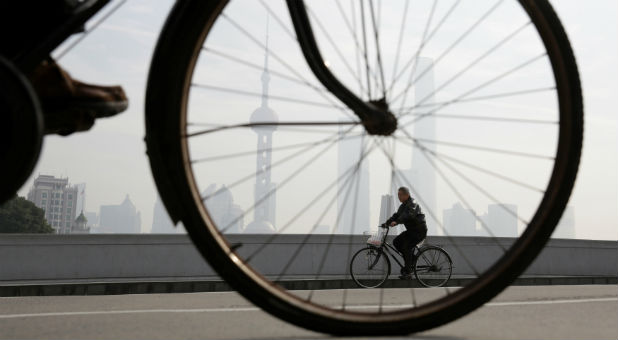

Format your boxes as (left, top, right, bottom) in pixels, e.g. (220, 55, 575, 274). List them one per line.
(366, 227, 387, 246)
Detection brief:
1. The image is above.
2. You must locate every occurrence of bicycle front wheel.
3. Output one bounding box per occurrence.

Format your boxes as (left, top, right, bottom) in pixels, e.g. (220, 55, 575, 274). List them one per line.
(350, 246, 391, 288)
(414, 246, 453, 288)
(146, 0, 583, 335)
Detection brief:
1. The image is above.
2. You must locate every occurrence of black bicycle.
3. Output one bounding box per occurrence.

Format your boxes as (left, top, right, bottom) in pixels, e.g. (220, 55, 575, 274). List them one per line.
(1, 0, 583, 336)
(351, 226, 452, 288)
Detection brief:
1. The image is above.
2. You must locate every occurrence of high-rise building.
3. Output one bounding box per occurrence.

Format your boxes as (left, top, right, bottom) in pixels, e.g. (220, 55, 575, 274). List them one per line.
(26, 174, 78, 234)
(98, 194, 141, 233)
(479, 204, 518, 237)
(151, 194, 185, 234)
(394, 57, 438, 235)
(203, 184, 244, 234)
(553, 205, 575, 239)
(443, 203, 477, 236)
(245, 20, 277, 234)
(378, 194, 394, 224)
(378, 194, 403, 234)
(337, 131, 370, 235)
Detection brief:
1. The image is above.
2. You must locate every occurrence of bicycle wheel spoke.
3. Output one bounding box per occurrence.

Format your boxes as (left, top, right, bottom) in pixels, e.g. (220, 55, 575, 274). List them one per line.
(391, 134, 554, 160)
(410, 145, 545, 192)
(359, 0, 373, 99)
(395, 112, 557, 125)
(190, 83, 347, 111)
(258, 0, 296, 41)
(389, 0, 458, 96)
(391, 0, 439, 108)
(389, 0, 410, 90)
(413, 21, 533, 109)
(202, 47, 327, 93)
(368, 0, 386, 99)
(192, 133, 363, 164)
(399, 53, 550, 123)
(186, 118, 358, 138)
(307, 7, 365, 91)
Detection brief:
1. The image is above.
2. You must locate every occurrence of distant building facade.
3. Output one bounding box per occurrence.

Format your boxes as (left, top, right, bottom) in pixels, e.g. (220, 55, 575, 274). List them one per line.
(479, 204, 518, 237)
(26, 175, 78, 234)
(337, 131, 370, 235)
(203, 184, 244, 234)
(443, 203, 477, 236)
(98, 195, 141, 233)
(151, 195, 185, 234)
(393, 57, 438, 235)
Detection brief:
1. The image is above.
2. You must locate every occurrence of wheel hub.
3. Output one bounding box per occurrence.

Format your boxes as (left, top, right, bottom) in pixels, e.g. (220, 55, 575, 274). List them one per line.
(359, 97, 397, 136)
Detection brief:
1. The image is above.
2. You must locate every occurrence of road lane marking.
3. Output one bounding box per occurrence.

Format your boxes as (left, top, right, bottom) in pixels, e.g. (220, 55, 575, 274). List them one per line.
(0, 297, 615, 319)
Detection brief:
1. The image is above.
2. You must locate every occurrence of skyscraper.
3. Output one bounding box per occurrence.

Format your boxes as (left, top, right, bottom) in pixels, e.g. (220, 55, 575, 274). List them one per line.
(98, 194, 141, 234)
(26, 174, 78, 234)
(203, 184, 244, 234)
(479, 204, 518, 237)
(395, 57, 438, 235)
(244, 18, 277, 234)
(337, 131, 370, 235)
(443, 203, 477, 236)
(151, 194, 186, 234)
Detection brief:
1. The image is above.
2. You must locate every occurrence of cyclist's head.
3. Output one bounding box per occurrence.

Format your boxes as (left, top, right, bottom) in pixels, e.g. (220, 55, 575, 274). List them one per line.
(397, 187, 410, 202)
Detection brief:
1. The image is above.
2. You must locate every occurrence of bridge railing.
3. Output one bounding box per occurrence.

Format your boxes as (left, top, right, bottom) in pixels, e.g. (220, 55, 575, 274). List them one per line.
(0, 234, 615, 282)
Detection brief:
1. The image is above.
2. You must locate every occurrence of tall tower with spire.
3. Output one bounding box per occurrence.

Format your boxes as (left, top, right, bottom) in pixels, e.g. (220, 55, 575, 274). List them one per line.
(244, 16, 278, 234)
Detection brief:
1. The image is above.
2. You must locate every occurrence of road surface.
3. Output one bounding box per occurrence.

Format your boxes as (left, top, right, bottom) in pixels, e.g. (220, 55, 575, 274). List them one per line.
(0, 285, 615, 339)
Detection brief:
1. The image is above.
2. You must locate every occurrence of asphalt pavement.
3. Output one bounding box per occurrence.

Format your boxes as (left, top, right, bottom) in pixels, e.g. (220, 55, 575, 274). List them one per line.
(0, 285, 616, 339)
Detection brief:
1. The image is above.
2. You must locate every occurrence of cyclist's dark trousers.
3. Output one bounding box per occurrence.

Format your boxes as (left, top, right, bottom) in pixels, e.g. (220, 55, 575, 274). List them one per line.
(393, 229, 427, 274)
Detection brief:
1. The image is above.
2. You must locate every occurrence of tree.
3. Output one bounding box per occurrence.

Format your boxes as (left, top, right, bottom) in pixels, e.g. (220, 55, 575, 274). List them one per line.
(0, 196, 54, 233)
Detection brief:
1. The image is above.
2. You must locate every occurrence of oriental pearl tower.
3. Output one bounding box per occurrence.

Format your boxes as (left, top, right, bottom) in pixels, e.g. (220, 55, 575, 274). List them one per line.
(244, 18, 277, 234)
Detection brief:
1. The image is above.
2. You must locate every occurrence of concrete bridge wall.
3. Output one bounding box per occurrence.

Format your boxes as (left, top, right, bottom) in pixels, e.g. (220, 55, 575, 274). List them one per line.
(0, 234, 615, 282)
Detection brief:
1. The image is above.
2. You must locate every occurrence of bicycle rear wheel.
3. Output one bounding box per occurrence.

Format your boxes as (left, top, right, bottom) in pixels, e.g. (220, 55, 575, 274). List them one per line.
(146, 0, 582, 335)
(414, 246, 453, 288)
(350, 246, 391, 288)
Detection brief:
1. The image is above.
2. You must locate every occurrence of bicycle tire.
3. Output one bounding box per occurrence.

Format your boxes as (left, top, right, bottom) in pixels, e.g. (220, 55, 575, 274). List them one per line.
(414, 246, 453, 288)
(145, 0, 583, 335)
(0, 55, 43, 203)
(350, 246, 391, 288)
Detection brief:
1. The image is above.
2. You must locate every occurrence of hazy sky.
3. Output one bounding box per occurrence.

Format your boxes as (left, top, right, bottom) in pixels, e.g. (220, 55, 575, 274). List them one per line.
(18, 0, 616, 240)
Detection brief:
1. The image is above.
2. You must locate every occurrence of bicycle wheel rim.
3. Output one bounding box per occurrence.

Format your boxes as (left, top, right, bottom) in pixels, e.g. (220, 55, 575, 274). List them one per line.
(145, 0, 583, 335)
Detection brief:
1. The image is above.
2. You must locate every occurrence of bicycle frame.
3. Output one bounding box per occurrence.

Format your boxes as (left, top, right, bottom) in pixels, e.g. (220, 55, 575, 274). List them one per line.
(368, 227, 438, 275)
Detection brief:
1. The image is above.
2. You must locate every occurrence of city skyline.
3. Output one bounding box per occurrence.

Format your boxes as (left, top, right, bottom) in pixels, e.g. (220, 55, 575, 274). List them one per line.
(15, 0, 617, 240)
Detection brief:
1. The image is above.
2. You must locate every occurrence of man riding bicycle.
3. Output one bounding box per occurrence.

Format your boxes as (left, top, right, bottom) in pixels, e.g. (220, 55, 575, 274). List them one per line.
(382, 187, 428, 280)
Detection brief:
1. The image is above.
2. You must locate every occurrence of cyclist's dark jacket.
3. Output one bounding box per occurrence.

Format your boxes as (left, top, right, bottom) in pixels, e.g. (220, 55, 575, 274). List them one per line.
(386, 197, 427, 233)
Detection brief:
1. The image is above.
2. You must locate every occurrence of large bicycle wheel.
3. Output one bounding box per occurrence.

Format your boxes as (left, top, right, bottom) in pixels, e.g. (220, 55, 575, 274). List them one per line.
(414, 246, 453, 288)
(145, 0, 582, 335)
(350, 246, 391, 288)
